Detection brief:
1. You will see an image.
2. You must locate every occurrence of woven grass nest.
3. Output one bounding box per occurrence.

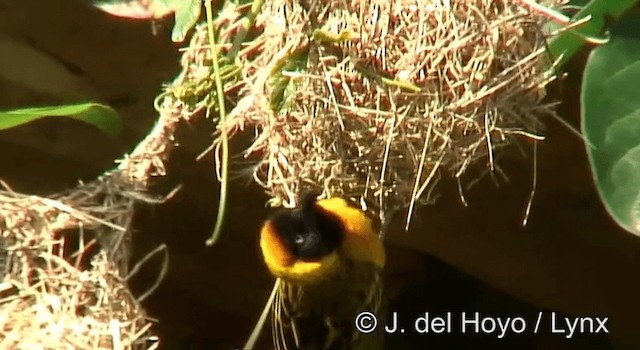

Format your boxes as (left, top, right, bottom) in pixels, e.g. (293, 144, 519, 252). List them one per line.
(0, 176, 161, 349)
(0, 0, 561, 348)
(201, 0, 561, 230)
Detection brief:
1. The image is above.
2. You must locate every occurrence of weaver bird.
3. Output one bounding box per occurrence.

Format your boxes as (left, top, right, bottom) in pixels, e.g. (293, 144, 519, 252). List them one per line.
(259, 193, 385, 350)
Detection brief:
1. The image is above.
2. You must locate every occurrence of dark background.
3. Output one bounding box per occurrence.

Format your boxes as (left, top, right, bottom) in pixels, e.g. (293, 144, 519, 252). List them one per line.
(0, 1, 638, 349)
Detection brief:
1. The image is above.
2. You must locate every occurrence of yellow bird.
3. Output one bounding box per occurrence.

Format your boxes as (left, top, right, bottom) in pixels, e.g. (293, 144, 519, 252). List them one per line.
(259, 193, 385, 350)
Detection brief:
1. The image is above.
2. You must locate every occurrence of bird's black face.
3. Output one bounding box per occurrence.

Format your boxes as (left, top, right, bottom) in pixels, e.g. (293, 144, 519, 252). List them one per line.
(270, 198, 343, 261)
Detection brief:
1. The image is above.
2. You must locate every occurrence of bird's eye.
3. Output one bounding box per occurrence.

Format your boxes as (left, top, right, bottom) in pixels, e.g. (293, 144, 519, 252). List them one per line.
(294, 234, 305, 245)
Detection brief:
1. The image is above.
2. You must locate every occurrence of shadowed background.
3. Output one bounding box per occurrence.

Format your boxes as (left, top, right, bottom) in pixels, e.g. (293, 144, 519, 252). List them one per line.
(0, 1, 637, 349)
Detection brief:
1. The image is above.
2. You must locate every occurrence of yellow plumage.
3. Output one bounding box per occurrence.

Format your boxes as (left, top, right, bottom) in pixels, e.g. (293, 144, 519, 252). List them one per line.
(259, 196, 385, 349)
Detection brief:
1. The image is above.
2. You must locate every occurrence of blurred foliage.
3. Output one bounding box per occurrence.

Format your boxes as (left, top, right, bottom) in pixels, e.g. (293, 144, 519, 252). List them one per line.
(546, 0, 637, 69)
(581, 15, 640, 236)
(158, 0, 201, 42)
(0, 102, 122, 137)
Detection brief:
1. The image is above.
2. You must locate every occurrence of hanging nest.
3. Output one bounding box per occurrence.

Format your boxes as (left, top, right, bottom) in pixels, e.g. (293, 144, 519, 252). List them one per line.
(199, 0, 561, 229)
(0, 174, 164, 349)
(0, 3, 226, 346)
(0, 50, 190, 346)
(0, 0, 565, 347)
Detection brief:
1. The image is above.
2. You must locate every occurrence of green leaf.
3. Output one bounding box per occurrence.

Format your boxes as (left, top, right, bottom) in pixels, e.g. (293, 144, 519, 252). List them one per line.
(156, 0, 202, 42)
(582, 16, 640, 235)
(0, 102, 122, 137)
(546, 0, 638, 70)
(268, 45, 310, 113)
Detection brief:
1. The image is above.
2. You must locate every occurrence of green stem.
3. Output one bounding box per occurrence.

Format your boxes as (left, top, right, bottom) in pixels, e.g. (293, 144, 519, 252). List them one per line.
(205, 0, 230, 246)
(546, 0, 639, 70)
(226, 0, 265, 60)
